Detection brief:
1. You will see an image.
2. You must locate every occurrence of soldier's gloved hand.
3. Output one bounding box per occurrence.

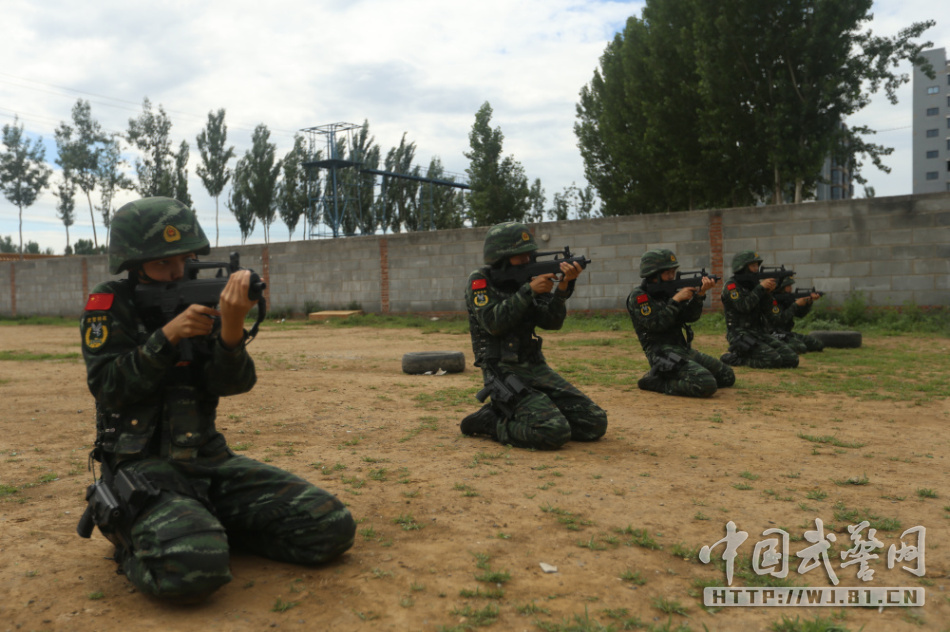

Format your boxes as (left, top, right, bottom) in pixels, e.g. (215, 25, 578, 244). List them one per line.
(162, 304, 219, 346)
(529, 273, 558, 295)
(760, 278, 777, 292)
(219, 270, 258, 349)
(672, 287, 696, 302)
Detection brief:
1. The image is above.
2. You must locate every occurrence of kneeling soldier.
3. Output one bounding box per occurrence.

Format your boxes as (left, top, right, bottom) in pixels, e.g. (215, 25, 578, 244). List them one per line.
(720, 250, 799, 368)
(78, 197, 355, 602)
(772, 277, 825, 354)
(627, 249, 735, 397)
(459, 222, 608, 450)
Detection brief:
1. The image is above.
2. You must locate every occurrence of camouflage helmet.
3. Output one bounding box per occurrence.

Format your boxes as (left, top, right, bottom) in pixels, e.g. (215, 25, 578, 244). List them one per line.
(778, 275, 796, 290)
(109, 197, 210, 274)
(483, 222, 538, 265)
(640, 249, 679, 279)
(731, 250, 764, 274)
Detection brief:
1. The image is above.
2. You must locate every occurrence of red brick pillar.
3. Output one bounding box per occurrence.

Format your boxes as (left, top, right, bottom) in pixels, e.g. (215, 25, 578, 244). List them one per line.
(9, 263, 15, 318)
(81, 258, 88, 302)
(709, 211, 724, 311)
(379, 238, 390, 313)
(261, 246, 270, 303)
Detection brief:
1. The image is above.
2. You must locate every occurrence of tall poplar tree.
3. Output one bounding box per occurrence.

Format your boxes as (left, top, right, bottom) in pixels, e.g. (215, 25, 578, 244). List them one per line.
(277, 134, 309, 240)
(232, 124, 280, 244)
(0, 117, 51, 259)
(55, 170, 77, 254)
(464, 102, 530, 226)
(55, 99, 109, 247)
(196, 109, 235, 246)
(126, 98, 175, 198)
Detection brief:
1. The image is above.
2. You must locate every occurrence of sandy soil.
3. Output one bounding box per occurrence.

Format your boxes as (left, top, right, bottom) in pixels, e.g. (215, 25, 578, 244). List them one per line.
(1, 322, 948, 632)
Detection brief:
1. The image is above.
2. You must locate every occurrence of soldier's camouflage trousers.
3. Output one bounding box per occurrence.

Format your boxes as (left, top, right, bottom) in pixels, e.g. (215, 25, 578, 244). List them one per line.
(784, 332, 825, 354)
(112, 453, 355, 600)
(645, 347, 735, 397)
(729, 331, 799, 369)
(491, 361, 608, 450)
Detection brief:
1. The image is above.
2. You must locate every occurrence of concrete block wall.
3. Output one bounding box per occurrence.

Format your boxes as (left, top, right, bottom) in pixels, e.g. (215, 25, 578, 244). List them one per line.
(2, 192, 948, 318)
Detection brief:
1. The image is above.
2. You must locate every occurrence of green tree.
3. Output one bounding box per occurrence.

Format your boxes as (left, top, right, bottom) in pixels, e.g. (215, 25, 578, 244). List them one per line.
(0, 235, 16, 252)
(0, 117, 51, 259)
(233, 124, 280, 244)
(277, 134, 309, 240)
(55, 99, 110, 247)
(422, 157, 465, 230)
(55, 170, 77, 254)
(526, 178, 546, 223)
(126, 98, 176, 198)
(576, 0, 934, 211)
(172, 140, 191, 208)
(464, 102, 530, 226)
(227, 158, 256, 244)
(195, 109, 235, 246)
(381, 134, 421, 233)
(96, 134, 133, 247)
(73, 238, 106, 255)
(348, 121, 381, 236)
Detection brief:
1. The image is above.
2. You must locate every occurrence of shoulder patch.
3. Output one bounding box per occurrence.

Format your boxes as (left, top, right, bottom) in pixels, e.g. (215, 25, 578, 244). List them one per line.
(82, 313, 111, 351)
(473, 292, 489, 307)
(636, 293, 649, 304)
(726, 283, 736, 291)
(85, 293, 114, 311)
(471, 278, 487, 290)
(729, 289, 739, 300)
(640, 304, 652, 316)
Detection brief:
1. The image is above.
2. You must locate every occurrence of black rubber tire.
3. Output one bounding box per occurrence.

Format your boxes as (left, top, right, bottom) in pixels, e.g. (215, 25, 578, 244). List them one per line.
(808, 330, 862, 349)
(401, 351, 466, 374)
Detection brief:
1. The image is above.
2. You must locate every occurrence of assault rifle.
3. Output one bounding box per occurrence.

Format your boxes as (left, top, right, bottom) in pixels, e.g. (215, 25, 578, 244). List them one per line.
(134, 252, 267, 359)
(475, 372, 527, 419)
(735, 264, 796, 286)
(490, 246, 591, 286)
(647, 269, 720, 296)
(774, 287, 824, 306)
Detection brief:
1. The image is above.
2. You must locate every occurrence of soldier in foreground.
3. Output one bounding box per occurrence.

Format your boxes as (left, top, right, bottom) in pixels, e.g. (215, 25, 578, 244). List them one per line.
(78, 197, 354, 601)
(772, 277, 825, 353)
(627, 249, 735, 397)
(460, 222, 608, 449)
(720, 251, 799, 368)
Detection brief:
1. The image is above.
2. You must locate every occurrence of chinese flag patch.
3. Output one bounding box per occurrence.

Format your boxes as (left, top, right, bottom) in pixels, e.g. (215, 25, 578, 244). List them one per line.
(471, 278, 487, 290)
(727, 283, 736, 291)
(773, 300, 778, 306)
(85, 293, 114, 311)
(636, 294, 649, 304)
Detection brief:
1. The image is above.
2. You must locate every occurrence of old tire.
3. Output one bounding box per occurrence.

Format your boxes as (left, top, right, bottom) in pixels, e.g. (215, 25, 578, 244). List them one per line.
(808, 330, 862, 349)
(402, 351, 466, 374)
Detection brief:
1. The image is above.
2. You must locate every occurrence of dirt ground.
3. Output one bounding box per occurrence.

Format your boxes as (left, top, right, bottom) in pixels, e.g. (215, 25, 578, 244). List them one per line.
(1, 321, 948, 632)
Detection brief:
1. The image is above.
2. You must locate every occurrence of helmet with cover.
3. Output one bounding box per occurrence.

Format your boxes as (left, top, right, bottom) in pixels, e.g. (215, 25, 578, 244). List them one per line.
(483, 222, 538, 266)
(731, 250, 764, 274)
(640, 249, 679, 279)
(778, 275, 796, 290)
(109, 197, 210, 274)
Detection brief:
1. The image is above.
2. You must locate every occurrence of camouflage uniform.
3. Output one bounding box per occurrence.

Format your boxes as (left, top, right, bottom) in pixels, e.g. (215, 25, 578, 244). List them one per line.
(721, 251, 799, 369)
(771, 278, 825, 354)
(80, 198, 354, 601)
(627, 250, 734, 397)
(461, 223, 607, 450)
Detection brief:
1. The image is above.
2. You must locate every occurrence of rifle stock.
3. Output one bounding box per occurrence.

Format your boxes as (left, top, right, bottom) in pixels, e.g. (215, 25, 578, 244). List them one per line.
(648, 269, 720, 296)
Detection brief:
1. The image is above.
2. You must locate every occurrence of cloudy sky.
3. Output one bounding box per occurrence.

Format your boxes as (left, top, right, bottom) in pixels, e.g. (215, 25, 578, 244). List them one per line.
(1, 0, 947, 254)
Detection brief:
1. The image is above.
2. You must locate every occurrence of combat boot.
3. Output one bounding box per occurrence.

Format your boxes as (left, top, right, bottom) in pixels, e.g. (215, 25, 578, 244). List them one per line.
(460, 404, 500, 439)
(637, 369, 665, 393)
(719, 351, 744, 367)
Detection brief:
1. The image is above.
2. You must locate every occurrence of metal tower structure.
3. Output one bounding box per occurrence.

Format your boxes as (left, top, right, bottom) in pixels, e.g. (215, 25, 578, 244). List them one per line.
(301, 122, 470, 238)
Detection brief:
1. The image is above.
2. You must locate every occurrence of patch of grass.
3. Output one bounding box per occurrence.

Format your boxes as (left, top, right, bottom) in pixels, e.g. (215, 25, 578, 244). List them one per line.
(768, 613, 855, 631)
(449, 603, 499, 627)
(87, 591, 105, 600)
(474, 569, 511, 584)
(619, 525, 662, 550)
(806, 489, 828, 501)
(739, 470, 759, 480)
(271, 598, 299, 612)
(459, 586, 505, 599)
(516, 601, 551, 616)
(651, 596, 688, 616)
(413, 387, 478, 409)
(916, 488, 938, 499)
(0, 484, 18, 496)
(0, 350, 80, 361)
(619, 569, 646, 585)
(392, 514, 423, 531)
(797, 433, 866, 449)
(832, 474, 870, 486)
